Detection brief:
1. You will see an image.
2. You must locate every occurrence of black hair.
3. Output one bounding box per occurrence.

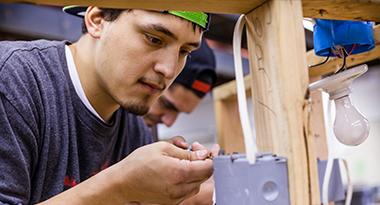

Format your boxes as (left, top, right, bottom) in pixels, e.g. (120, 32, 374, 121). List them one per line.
(81, 8, 126, 34)
(81, 8, 204, 34)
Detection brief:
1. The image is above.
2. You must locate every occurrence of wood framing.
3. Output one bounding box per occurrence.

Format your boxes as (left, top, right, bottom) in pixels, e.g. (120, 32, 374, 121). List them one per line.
(244, 1, 318, 204)
(213, 25, 380, 100)
(214, 100, 246, 154)
(212, 21, 380, 205)
(2, 0, 380, 21)
(309, 77, 329, 160)
(0, 0, 267, 14)
(302, 0, 380, 22)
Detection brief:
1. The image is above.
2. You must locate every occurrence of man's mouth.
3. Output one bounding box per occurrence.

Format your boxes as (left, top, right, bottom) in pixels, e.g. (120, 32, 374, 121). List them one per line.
(148, 119, 160, 126)
(140, 81, 165, 94)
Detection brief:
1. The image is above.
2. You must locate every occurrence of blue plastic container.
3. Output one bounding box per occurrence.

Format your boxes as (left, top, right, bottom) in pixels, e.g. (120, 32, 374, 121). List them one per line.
(313, 19, 375, 57)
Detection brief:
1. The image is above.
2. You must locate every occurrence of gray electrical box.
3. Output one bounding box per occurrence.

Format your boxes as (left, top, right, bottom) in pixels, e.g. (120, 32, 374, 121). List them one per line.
(213, 152, 290, 205)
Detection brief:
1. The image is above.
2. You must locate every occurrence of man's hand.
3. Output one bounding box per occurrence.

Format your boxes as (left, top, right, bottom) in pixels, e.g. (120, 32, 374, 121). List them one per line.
(167, 136, 220, 158)
(109, 141, 218, 204)
(39, 141, 219, 205)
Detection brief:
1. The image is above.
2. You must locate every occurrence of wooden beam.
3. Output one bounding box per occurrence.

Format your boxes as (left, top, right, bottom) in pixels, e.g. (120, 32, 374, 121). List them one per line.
(213, 24, 380, 99)
(213, 74, 251, 102)
(245, 1, 319, 204)
(302, 0, 380, 22)
(309, 45, 380, 77)
(0, 0, 266, 15)
(2, 0, 380, 22)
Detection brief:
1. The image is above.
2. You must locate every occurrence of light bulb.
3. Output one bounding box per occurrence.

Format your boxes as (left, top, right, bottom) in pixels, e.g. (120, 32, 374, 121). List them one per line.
(333, 95, 370, 146)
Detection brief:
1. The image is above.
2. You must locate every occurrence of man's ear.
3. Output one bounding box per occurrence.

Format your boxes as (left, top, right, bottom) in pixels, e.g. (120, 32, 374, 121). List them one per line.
(84, 7, 103, 38)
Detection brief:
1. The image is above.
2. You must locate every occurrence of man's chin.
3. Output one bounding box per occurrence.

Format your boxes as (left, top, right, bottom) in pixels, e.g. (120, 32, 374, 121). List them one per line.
(122, 104, 150, 116)
(142, 116, 157, 127)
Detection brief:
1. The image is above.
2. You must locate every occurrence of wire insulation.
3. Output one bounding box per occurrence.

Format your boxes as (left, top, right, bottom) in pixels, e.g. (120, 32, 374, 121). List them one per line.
(341, 159, 353, 205)
(232, 14, 257, 165)
(322, 98, 334, 205)
(309, 50, 331, 68)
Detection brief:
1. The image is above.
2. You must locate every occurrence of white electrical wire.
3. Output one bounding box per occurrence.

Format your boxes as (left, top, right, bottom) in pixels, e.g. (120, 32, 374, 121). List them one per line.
(341, 158, 353, 205)
(213, 13, 256, 205)
(321, 95, 353, 205)
(232, 14, 256, 165)
(213, 14, 256, 205)
(322, 98, 334, 205)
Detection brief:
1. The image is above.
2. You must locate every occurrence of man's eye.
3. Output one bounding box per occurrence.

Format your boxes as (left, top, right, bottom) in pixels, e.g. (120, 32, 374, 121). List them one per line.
(161, 99, 171, 109)
(180, 49, 190, 56)
(146, 35, 162, 45)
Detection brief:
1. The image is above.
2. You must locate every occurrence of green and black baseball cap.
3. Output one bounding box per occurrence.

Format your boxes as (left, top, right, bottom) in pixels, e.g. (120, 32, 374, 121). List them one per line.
(63, 6, 211, 31)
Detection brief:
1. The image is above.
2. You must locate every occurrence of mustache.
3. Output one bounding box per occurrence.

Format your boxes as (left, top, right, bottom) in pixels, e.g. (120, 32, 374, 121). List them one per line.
(138, 76, 166, 90)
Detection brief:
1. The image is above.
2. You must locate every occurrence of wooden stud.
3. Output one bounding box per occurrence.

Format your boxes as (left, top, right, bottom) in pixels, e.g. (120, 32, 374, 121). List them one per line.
(213, 99, 246, 154)
(245, 0, 319, 204)
(309, 77, 329, 160)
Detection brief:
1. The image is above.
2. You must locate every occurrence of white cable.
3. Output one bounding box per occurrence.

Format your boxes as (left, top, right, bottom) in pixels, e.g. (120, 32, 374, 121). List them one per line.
(321, 94, 353, 205)
(232, 14, 256, 165)
(213, 14, 255, 205)
(322, 97, 334, 205)
(340, 159, 353, 205)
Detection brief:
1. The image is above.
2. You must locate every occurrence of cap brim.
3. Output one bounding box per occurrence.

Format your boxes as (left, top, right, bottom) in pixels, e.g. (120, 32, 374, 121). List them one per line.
(62, 6, 87, 18)
(62, 6, 210, 31)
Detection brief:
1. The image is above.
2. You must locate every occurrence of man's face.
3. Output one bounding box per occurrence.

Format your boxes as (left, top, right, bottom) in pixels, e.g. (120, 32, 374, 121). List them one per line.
(93, 10, 202, 116)
(143, 84, 202, 127)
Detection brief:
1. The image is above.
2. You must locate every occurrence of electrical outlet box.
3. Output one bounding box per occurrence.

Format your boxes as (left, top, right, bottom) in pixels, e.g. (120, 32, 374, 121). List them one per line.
(213, 152, 290, 205)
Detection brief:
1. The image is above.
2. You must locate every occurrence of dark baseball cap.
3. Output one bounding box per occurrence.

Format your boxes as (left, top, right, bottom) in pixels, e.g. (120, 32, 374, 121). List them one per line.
(174, 38, 216, 97)
(62, 6, 211, 31)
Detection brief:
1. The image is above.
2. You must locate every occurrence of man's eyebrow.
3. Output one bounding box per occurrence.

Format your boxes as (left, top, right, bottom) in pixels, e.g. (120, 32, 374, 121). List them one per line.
(143, 23, 200, 48)
(143, 23, 178, 40)
(161, 96, 179, 112)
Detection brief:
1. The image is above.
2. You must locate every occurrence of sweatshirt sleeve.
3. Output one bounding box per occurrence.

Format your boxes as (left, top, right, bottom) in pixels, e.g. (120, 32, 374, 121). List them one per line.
(0, 93, 38, 205)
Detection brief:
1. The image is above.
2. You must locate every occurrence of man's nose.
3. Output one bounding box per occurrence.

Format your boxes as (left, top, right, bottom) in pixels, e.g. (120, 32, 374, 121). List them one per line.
(161, 112, 179, 127)
(154, 51, 178, 80)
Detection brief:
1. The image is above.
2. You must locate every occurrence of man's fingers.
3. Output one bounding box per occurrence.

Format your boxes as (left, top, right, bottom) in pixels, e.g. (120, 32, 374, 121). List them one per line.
(170, 145, 209, 161)
(160, 141, 209, 161)
(167, 136, 189, 149)
(190, 141, 207, 151)
(210, 144, 220, 156)
(190, 142, 211, 160)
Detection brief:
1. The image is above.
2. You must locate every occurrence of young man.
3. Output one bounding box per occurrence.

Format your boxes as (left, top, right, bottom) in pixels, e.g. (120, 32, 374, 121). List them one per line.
(0, 6, 219, 205)
(142, 38, 217, 205)
(143, 38, 217, 128)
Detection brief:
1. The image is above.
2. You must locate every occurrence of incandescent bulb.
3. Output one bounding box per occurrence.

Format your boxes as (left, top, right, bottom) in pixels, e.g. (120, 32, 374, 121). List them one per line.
(333, 95, 370, 146)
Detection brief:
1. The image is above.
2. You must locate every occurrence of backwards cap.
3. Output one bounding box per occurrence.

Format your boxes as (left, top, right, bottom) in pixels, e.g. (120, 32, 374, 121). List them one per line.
(174, 38, 216, 97)
(62, 6, 211, 31)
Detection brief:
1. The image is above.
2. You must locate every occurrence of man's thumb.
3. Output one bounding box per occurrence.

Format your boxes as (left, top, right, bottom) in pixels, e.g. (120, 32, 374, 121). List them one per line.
(168, 145, 209, 161)
(194, 149, 208, 160)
